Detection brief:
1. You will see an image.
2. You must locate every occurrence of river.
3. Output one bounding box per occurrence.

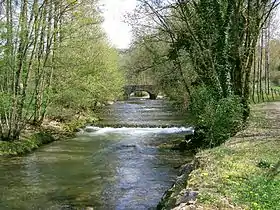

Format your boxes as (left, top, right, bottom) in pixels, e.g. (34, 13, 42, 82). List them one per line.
(0, 99, 193, 210)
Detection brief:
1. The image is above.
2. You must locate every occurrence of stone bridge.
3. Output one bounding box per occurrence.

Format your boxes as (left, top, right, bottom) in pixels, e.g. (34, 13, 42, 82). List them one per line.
(123, 85, 159, 100)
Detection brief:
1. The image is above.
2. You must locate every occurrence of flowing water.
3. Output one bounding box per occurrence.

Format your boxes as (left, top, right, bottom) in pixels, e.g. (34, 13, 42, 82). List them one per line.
(0, 99, 193, 210)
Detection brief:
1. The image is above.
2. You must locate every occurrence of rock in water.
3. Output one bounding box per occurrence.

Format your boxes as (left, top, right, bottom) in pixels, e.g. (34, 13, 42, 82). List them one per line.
(74, 128, 83, 132)
(84, 126, 98, 132)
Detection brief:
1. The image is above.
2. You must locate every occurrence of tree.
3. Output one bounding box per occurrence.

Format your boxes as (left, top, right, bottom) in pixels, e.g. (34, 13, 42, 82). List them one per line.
(125, 0, 279, 147)
(1, 0, 73, 140)
(0, 0, 124, 141)
(49, 0, 124, 119)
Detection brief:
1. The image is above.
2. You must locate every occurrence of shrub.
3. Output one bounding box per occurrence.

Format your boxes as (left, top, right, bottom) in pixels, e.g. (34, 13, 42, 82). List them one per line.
(189, 86, 244, 148)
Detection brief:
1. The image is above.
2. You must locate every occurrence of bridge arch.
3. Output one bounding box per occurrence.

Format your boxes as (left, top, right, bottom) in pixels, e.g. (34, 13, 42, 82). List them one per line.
(124, 85, 158, 100)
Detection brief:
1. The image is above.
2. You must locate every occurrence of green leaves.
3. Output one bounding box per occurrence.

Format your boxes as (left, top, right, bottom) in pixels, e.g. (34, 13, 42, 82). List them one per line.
(0, 0, 124, 140)
(49, 0, 124, 120)
(189, 86, 244, 148)
(0, 92, 12, 114)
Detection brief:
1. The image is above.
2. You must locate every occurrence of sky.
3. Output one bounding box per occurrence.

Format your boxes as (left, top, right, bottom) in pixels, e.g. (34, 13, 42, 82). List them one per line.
(102, 0, 137, 49)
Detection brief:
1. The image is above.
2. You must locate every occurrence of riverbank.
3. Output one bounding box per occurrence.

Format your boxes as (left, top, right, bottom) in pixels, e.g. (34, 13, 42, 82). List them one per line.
(159, 102, 280, 210)
(0, 123, 69, 157)
(0, 114, 99, 157)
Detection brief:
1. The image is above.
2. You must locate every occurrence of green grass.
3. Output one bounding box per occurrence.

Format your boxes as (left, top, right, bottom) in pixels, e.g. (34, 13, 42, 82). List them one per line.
(185, 103, 280, 210)
(233, 175, 280, 210)
(188, 139, 280, 209)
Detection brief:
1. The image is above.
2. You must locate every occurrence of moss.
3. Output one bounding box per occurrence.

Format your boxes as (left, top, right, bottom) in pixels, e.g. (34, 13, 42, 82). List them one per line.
(0, 132, 55, 157)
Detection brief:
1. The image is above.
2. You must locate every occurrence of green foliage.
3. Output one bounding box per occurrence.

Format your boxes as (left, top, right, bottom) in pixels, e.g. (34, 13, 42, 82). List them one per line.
(0, 133, 55, 156)
(122, 38, 192, 106)
(63, 115, 98, 132)
(270, 39, 280, 74)
(49, 3, 124, 119)
(1, 0, 124, 141)
(130, 0, 278, 140)
(189, 86, 244, 148)
(122, 38, 169, 86)
(0, 92, 11, 114)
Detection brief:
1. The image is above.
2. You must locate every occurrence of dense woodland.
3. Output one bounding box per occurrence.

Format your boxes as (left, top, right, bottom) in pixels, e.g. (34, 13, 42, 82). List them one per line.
(123, 0, 280, 148)
(0, 0, 124, 141)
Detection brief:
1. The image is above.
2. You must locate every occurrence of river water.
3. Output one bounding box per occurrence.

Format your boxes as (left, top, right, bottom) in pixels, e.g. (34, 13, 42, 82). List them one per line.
(0, 99, 192, 210)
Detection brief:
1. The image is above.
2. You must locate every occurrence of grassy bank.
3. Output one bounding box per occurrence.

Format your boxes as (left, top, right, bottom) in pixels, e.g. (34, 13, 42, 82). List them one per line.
(0, 132, 56, 156)
(173, 102, 280, 210)
(0, 114, 99, 157)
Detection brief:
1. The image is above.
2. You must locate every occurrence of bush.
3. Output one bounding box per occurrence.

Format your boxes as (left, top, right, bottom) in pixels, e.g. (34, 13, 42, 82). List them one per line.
(189, 86, 244, 148)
